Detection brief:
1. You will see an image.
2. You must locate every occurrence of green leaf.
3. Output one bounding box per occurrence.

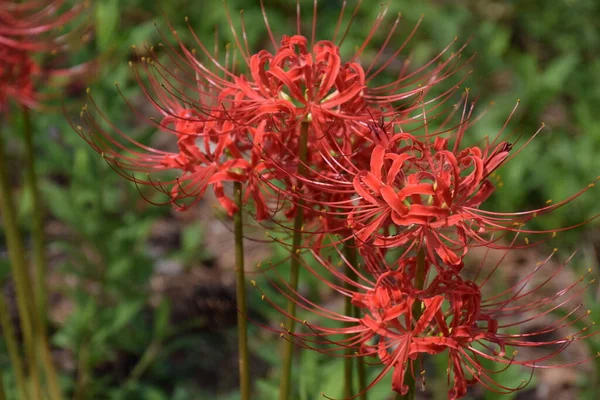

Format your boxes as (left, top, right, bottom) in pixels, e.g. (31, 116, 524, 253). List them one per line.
(95, 0, 120, 51)
(299, 350, 319, 400)
(541, 53, 579, 91)
(153, 299, 171, 340)
(255, 379, 279, 400)
(41, 182, 76, 226)
(94, 300, 144, 343)
(72, 147, 91, 184)
(319, 358, 345, 399)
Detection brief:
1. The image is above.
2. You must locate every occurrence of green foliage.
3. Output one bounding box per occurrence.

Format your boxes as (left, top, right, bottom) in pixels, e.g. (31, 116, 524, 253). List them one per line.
(95, 0, 121, 51)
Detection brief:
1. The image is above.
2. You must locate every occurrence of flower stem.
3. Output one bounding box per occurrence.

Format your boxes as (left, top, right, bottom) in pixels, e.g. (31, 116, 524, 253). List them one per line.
(126, 340, 162, 384)
(0, 369, 6, 400)
(72, 341, 90, 400)
(343, 240, 357, 398)
(234, 181, 250, 400)
(0, 120, 42, 398)
(398, 248, 426, 400)
(279, 121, 309, 400)
(22, 105, 48, 332)
(0, 292, 27, 399)
(413, 248, 426, 313)
(354, 303, 368, 400)
(39, 337, 63, 400)
(23, 106, 65, 400)
(0, 116, 63, 400)
(345, 239, 367, 400)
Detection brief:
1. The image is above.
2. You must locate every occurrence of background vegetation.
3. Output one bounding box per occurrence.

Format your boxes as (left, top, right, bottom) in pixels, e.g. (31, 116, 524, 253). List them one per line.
(1, 0, 599, 399)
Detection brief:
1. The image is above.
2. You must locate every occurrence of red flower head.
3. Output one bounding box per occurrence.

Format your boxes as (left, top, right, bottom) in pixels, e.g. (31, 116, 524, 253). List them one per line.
(298, 91, 599, 269)
(225, 34, 366, 133)
(0, 0, 90, 111)
(77, 52, 275, 216)
(256, 246, 597, 399)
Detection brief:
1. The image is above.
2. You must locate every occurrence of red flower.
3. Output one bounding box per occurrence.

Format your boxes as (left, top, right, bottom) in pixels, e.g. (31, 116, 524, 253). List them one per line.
(348, 132, 514, 267)
(79, 101, 275, 216)
(225, 35, 364, 128)
(257, 247, 597, 399)
(296, 92, 599, 267)
(0, 0, 90, 111)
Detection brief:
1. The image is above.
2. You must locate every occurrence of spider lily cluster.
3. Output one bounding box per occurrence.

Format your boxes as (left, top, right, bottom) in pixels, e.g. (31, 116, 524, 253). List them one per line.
(76, 1, 599, 399)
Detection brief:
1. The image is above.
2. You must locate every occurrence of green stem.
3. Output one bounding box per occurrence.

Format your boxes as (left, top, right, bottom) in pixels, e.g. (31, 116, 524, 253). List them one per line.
(0, 119, 42, 399)
(413, 249, 426, 317)
(22, 106, 48, 331)
(344, 239, 367, 400)
(72, 341, 90, 400)
(398, 248, 426, 400)
(24, 107, 63, 400)
(279, 121, 309, 400)
(0, 293, 28, 400)
(355, 304, 367, 400)
(0, 115, 63, 400)
(126, 340, 162, 384)
(39, 338, 63, 400)
(0, 372, 6, 400)
(234, 181, 250, 400)
(343, 242, 357, 398)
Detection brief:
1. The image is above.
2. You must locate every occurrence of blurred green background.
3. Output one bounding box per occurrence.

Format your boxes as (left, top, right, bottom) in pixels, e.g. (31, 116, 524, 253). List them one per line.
(1, 0, 599, 399)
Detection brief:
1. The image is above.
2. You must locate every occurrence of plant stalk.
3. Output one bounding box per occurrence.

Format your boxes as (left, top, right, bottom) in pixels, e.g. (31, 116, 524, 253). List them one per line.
(72, 341, 90, 400)
(279, 121, 309, 400)
(0, 293, 27, 399)
(398, 247, 426, 400)
(22, 106, 48, 331)
(343, 241, 356, 398)
(24, 107, 63, 400)
(127, 340, 162, 384)
(344, 239, 367, 400)
(234, 181, 250, 400)
(355, 300, 368, 400)
(0, 373, 6, 400)
(39, 337, 63, 400)
(0, 116, 63, 400)
(0, 120, 42, 398)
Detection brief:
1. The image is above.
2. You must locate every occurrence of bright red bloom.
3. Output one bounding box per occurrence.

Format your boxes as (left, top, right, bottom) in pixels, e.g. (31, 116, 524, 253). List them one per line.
(224, 34, 366, 134)
(294, 92, 599, 267)
(347, 130, 515, 267)
(258, 247, 597, 399)
(0, 0, 89, 111)
(79, 99, 276, 216)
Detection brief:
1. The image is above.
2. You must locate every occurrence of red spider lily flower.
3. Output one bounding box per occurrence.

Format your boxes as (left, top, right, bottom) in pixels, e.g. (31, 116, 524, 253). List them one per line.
(254, 247, 597, 399)
(293, 90, 599, 267)
(0, 0, 90, 111)
(348, 126, 517, 268)
(349, 126, 598, 267)
(214, 0, 469, 136)
(78, 99, 275, 216)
